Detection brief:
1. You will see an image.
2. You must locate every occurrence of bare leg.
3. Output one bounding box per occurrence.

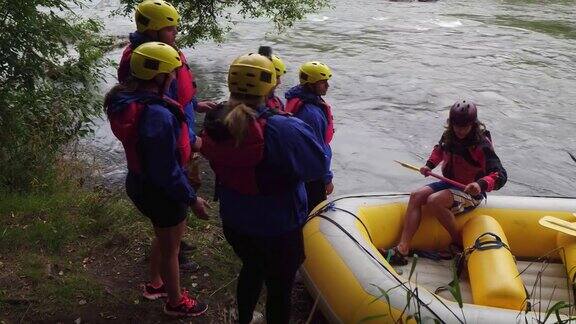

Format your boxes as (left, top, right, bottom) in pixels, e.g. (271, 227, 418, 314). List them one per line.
(397, 186, 435, 255)
(426, 190, 460, 243)
(149, 238, 163, 287)
(154, 219, 187, 305)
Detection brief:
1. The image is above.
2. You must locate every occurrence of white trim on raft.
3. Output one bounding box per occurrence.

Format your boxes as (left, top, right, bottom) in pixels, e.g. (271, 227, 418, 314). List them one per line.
(303, 193, 576, 323)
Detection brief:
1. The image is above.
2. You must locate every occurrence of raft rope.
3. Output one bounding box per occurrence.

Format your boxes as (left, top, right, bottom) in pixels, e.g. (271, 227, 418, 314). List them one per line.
(309, 213, 455, 323)
(331, 206, 374, 243)
(306, 193, 408, 244)
(305, 193, 574, 320)
(306, 193, 459, 324)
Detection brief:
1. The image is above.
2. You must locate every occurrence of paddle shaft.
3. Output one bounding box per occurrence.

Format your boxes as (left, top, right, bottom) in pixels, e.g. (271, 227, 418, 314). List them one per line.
(394, 160, 467, 190)
(424, 170, 467, 190)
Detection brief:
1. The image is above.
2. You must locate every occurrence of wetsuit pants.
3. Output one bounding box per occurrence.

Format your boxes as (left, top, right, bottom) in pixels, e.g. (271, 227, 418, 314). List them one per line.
(223, 226, 305, 324)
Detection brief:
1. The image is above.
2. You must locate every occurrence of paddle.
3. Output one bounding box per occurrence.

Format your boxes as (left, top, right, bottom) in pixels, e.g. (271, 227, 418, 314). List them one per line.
(539, 215, 576, 236)
(394, 160, 467, 190)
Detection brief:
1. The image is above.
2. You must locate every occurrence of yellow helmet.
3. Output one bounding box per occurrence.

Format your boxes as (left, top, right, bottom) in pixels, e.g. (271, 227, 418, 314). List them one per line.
(228, 53, 277, 96)
(271, 55, 286, 76)
(135, 0, 180, 33)
(299, 61, 332, 85)
(130, 42, 182, 80)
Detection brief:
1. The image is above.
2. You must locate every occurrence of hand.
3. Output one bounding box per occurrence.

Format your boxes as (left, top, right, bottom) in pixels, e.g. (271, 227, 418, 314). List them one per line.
(464, 182, 481, 196)
(196, 101, 217, 113)
(419, 166, 431, 177)
(326, 182, 334, 195)
(191, 136, 202, 151)
(191, 197, 211, 220)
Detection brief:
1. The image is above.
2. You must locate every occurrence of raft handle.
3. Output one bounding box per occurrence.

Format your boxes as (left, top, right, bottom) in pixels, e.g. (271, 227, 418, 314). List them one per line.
(470, 232, 509, 253)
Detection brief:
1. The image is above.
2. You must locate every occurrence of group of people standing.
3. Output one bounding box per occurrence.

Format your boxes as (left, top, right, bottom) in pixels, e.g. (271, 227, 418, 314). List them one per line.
(105, 0, 507, 322)
(106, 0, 333, 321)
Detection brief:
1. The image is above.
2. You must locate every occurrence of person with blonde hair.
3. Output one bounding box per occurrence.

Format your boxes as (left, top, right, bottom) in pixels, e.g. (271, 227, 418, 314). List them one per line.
(106, 42, 210, 317)
(201, 53, 327, 323)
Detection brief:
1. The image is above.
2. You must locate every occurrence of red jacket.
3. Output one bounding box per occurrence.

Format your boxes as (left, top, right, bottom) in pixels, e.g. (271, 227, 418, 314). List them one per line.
(266, 95, 284, 111)
(107, 95, 191, 175)
(201, 105, 295, 195)
(426, 131, 507, 192)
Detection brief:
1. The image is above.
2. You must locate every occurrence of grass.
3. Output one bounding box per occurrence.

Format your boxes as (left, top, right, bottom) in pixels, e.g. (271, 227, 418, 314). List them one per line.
(0, 152, 323, 323)
(0, 157, 246, 323)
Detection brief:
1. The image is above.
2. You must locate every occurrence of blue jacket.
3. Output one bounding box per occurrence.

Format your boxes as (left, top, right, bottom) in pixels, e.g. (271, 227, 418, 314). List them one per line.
(285, 85, 333, 184)
(211, 106, 328, 236)
(121, 32, 198, 145)
(107, 91, 196, 205)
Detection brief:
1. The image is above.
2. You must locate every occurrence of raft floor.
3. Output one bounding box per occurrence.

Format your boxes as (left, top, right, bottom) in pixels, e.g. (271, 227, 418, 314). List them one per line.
(395, 257, 573, 313)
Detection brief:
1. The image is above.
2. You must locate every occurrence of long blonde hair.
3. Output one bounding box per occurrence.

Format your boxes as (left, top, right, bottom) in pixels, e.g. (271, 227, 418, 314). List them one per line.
(224, 93, 265, 146)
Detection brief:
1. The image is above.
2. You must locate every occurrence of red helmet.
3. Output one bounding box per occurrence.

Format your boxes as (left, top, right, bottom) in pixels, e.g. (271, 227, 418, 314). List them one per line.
(449, 100, 477, 126)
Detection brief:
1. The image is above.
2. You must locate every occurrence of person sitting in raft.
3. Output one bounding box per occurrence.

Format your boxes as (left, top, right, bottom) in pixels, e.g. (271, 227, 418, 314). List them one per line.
(285, 61, 335, 213)
(117, 0, 216, 272)
(386, 100, 507, 266)
(105, 42, 210, 316)
(200, 53, 328, 324)
(257, 46, 287, 111)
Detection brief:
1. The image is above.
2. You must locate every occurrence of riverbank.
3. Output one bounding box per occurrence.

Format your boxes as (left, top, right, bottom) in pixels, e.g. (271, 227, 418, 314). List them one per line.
(0, 155, 323, 323)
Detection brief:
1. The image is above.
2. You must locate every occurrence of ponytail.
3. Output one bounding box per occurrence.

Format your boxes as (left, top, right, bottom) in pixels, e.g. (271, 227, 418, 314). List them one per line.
(224, 94, 264, 146)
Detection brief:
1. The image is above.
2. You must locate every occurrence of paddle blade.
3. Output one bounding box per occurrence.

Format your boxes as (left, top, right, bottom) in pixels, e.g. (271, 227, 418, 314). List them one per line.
(539, 216, 576, 237)
(394, 160, 420, 172)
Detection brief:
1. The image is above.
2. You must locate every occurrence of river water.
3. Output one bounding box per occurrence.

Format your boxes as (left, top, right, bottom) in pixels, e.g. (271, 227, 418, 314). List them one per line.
(85, 0, 576, 197)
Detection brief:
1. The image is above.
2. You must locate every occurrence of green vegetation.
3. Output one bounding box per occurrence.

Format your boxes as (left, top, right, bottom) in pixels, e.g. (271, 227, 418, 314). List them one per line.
(0, 0, 328, 321)
(0, 165, 241, 322)
(0, 1, 113, 192)
(1, 0, 330, 193)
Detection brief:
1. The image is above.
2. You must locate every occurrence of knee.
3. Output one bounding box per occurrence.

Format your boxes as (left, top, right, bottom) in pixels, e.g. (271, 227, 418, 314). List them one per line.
(409, 190, 428, 205)
(426, 195, 439, 207)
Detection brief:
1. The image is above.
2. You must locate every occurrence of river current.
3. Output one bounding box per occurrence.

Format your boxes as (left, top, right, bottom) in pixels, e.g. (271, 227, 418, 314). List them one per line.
(83, 0, 576, 197)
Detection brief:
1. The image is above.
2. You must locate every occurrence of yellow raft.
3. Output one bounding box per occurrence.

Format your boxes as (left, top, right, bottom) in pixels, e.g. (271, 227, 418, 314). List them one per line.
(301, 193, 576, 323)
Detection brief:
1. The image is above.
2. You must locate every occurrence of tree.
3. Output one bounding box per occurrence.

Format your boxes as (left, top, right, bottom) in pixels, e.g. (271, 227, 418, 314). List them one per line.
(0, 0, 111, 191)
(0, 0, 329, 192)
(117, 0, 331, 46)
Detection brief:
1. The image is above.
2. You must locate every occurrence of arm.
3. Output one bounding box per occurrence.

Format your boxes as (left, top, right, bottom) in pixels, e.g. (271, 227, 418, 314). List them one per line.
(477, 145, 507, 192)
(183, 99, 198, 148)
(140, 105, 197, 205)
(265, 117, 328, 183)
(426, 144, 444, 169)
(294, 105, 332, 183)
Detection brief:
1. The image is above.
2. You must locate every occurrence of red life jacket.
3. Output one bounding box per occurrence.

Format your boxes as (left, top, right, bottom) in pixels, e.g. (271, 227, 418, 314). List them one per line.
(285, 98, 334, 144)
(201, 106, 290, 195)
(175, 53, 197, 106)
(118, 46, 197, 106)
(442, 145, 487, 186)
(266, 95, 284, 111)
(429, 133, 502, 191)
(107, 96, 191, 174)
